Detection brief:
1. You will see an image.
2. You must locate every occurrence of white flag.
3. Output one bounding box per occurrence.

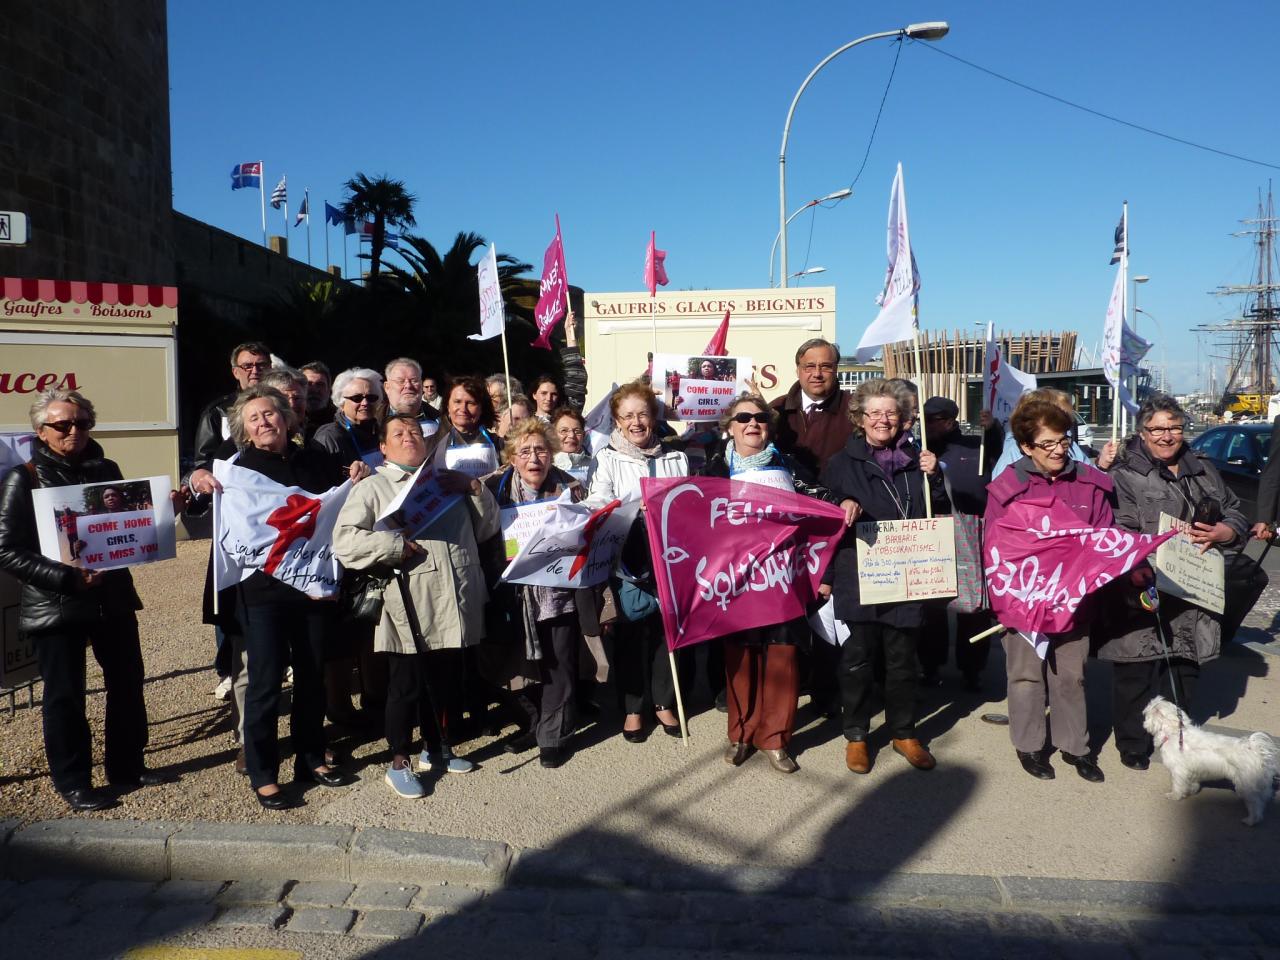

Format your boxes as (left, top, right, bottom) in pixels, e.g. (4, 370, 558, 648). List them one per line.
(583, 383, 618, 455)
(212, 459, 351, 599)
(469, 243, 505, 341)
(856, 163, 920, 363)
(1101, 264, 1143, 414)
(983, 322, 1038, 424)
(502, 491, 640, 588)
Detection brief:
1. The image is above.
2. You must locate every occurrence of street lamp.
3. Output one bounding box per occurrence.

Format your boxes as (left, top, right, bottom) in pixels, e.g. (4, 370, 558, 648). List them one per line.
(769, 187, 852, 286)
(789, 266, 827, 282)
(1135, 307, 1168, 393)
(778, 21, 949, 287)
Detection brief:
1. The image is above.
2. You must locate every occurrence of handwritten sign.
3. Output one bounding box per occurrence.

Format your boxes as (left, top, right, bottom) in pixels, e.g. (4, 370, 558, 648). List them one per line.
(499, 498, 559, 560)
(375, 460, 461, 537)
(1154, 512, 1225, 614)
(440, 439, 499, 479)
(503, 492, 641, 589)
(855, 516, 958, 604)
(31, 476, 176, 571)
(653, 353, 753, 422)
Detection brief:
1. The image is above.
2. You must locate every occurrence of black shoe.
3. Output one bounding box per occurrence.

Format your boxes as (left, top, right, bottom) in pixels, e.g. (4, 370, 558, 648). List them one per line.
(621, 726, 648, 744)
(539, 747, 564, 769)
(655, 710, 682, 737)
(112, 767, 175, 788)
(62, 787, 115, 812)
(502, 730, 537, 754)
(1120, 751, 1150, 771)
(1060, 751, 1105, 783)
(1016, 750, 1055, 780)
(295, 766, 347, 787)
(256, 788, 297, 810)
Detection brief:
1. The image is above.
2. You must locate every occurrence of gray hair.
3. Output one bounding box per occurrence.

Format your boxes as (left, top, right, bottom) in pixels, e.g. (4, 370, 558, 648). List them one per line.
(485, 374, 524, 401)
(330, 367, 384, 408)
(1136, 393, 1187, 431)
(384, 357, 422, 382)
(30, 388, 97, 432)
(794, 338, 840, 366)
(227, 384, 296, 446)
(847, 378, 914, 436)
(719, 391, 776, 435)
(260, 366, 307, 392)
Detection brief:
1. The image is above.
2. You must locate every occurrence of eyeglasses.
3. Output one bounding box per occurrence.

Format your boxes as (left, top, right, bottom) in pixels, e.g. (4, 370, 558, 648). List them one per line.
(730, 412, 770, 424)
(343, 394, 377, 405)
(800, 363, 837, 374)
(557, 427, 584, 436)
(514, 447, 550, 461)
(388, 377, 422, 387)
(43, 418, 92, 435)
(1143, 425, 1185, 437)
(619, 412, 652, 423)
(1029, 437, 1072, 452)
(236, 361, 272, 372)
(863, 412, 900, 423)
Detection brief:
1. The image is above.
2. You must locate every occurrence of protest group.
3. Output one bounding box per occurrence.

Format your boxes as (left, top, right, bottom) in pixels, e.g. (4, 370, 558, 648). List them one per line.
(0, 172, 1265, 816)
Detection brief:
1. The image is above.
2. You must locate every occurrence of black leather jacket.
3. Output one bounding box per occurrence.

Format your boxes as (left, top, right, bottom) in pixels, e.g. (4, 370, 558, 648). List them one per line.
(192, 391, 237, 473)
(0, 439, 143, 635)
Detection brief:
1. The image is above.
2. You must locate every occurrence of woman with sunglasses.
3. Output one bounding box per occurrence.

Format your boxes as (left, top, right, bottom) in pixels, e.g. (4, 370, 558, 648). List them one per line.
(0, 389, 175, 811)
(985, 397, 1116, 783)
(700, 394, 851, 774)
(820, 378, 944, 776)
(313, 367, 385, 468)
(588, 381, 690, 743)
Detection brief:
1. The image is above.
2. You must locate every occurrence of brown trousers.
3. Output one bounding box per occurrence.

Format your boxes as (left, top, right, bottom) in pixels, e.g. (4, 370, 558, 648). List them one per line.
(1002, 629, 1089, 756)
(725, 641, 799, 750)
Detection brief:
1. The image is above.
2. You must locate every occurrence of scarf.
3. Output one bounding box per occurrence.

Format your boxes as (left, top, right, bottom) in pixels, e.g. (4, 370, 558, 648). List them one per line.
(869, 431, 913, 477)
(610, 428, 663, 461)
(728, 444, 778, 473)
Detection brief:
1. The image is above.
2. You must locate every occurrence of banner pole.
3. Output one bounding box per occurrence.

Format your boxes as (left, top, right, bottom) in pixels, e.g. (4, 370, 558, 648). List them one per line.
(668, 649, 689, 745)
(324, 200, 331, 272)
(911, 327, 933, 519)
(259, 163, 268, 248)
(500, 315, 513, 410)
(968, 623, 1003, 644)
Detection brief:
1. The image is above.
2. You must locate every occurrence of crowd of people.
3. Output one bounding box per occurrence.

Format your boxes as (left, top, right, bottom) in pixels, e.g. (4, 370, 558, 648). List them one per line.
(0, 333, 1261, 812)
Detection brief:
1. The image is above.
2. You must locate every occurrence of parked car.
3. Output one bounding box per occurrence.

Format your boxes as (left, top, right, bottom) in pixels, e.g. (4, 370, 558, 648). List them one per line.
(1188, 422, 1272, 519)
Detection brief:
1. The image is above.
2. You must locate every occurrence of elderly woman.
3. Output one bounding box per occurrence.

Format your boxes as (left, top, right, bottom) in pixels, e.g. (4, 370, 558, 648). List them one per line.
(496, 395, 532, 439)
(486, 374, 525, 415)
(0, 389, 170, 811)
(552, 407, 591, 485)
(985, 398, 1114, 783)
(333, 414, 499, 798)
(820, 378, 944, 776)
(481, 418, 589, 768)
(1100, 394, 1247, 770)
(701, 393, 851, 774)
(226, 385, 368, 808)
(314, 367, 384, 467)
(588, 381, 690, 742)
(261, 367, 309, 441)
(437, 376, 504, 478)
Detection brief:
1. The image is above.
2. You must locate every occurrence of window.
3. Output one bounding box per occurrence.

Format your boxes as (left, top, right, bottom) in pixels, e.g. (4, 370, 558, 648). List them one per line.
(1223, 431, 1253, 465)
(1257, 431, 1272, 466)
(1193, 429, 1227, 459)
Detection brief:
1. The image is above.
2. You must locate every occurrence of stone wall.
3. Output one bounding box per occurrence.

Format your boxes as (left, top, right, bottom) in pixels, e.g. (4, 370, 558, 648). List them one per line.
(0, 2, 175, 285)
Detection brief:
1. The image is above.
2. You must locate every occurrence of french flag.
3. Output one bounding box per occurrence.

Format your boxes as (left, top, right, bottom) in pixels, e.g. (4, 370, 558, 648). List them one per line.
(230, 162, 262, 190)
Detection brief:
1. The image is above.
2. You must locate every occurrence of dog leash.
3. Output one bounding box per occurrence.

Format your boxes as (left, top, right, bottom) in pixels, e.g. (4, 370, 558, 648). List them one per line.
(1141, 586, 1185, 752)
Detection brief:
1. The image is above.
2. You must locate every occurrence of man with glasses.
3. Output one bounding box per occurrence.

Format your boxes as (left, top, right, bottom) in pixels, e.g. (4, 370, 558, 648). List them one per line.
(383, 358, 440, 438)
(770, 338, 852, 476)
(193, 341, 272, 475)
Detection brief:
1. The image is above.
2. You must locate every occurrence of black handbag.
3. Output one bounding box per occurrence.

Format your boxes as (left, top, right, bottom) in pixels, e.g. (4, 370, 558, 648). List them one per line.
(341, 567, 393, 624)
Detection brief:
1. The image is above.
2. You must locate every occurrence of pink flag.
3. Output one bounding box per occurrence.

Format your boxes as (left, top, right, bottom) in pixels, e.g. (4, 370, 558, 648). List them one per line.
(702, 309, 730, 356)
(531, 215, 569, 350)
(644, 230, 668, 296)
(640, 476, 847, 650)
(985, 495, 1175, 637)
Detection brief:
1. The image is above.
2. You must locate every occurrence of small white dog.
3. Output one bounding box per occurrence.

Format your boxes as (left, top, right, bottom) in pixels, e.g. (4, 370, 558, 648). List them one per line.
(1142, 696, 1279, 826)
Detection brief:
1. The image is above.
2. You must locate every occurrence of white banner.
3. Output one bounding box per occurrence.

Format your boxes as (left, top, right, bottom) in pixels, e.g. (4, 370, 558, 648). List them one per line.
(0, 432, 33, 472)
(583, 383, 617, 455)
(502, 491, 640, 588)
(653, 353, 753, 422)
(856, 162, 920, 363)
(469, 242, 504, 341)
(983, 322, 1038, 424)
(212, 459, 350, 598)
(375, 459, 460, 537)
(32, 476, 176, 571)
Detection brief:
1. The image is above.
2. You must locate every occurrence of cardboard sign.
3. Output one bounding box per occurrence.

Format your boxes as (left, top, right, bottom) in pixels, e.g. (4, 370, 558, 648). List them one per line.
(503, 492, 641, 589)
(375, 460, 461, 538)
(855, 516, 958, 604)
(499, 498, 559, 560)
(1155, 512, 1225, 614)
(654, 353, 753, 422)
(438, 437, 499, 479)
(32, 476, 176, 571)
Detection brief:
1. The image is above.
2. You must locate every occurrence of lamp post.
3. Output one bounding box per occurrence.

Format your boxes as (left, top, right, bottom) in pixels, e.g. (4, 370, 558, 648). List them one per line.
(1135, 307, 1168, 393)
(778, 21, 948, 288)
(769, 188, 852, 287)
(789, 266, 827, 283)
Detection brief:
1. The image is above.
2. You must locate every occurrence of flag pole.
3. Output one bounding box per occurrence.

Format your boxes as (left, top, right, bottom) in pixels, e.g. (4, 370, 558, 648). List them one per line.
(344, 231, 350, 284)
(282, 197, 289, 252)
(1111, 202, 1127, 444)
(305, 193, 312, 267)
(911, 323, 933, 519)
(668, 650, 689, 745)
(258, 163, 268, 248)
(324, 200, 331, 272)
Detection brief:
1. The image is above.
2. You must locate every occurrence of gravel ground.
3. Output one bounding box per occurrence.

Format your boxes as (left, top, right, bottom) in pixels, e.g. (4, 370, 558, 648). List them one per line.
(2, 539, 1280, 888)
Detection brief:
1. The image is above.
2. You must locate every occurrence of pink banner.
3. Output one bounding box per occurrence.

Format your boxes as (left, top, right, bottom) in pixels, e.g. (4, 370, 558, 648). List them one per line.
(985, 495, 1175, 636)
(640, 476, 847, 650)
(531, 215, 569, 350)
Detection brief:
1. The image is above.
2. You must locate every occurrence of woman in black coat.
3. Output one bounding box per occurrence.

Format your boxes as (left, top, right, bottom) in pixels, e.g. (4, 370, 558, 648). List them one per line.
(0, 389, 172, 811)
(820, 378, 945, 776)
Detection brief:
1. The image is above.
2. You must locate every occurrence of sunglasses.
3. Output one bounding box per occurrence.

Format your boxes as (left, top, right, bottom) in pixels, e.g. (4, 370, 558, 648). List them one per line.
(43, 418, 92, 435)
(730, 412, 770, 424)
(343, 394, 377, 405)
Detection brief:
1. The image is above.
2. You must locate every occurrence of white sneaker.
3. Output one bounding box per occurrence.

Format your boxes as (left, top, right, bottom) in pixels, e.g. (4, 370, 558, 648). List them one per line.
(384, 763, 426, 799)
(212, 676, 232, 700)
(416, 749, 475, 774)
(283, 666, 294, 686)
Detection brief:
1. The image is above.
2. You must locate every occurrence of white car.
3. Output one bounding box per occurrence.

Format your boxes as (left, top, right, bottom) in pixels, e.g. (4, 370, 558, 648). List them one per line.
(1075, 413, 1095, 450)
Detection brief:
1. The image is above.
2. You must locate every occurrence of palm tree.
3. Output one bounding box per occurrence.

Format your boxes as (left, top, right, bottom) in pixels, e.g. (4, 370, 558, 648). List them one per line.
(342, 173, 417, 283)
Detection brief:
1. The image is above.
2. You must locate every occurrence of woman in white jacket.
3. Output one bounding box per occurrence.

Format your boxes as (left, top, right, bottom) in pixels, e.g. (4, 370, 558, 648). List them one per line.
(588, 382, 689, 743)
(332, 414, 500, 798)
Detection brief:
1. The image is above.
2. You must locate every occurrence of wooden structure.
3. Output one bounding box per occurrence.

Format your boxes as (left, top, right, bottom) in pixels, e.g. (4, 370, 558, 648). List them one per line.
(881, 330, 1078, 420)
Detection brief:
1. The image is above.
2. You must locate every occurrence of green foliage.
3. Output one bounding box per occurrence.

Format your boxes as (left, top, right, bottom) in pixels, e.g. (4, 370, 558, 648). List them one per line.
(341, 173, 417, 282)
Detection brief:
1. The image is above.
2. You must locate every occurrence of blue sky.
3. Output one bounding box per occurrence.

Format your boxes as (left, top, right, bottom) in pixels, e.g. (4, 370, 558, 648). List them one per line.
(168, 1, 1280, 393)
